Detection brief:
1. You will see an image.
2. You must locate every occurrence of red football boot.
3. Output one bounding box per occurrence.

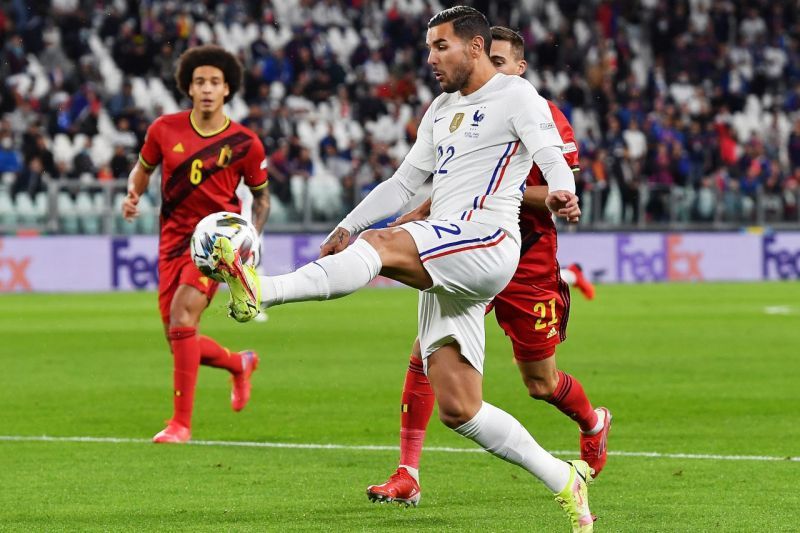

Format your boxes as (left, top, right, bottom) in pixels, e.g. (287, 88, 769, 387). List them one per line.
(567, 263, 596, 300)
(366, 467, 421, 507)
(152, 421, 191, 444)
(231, 351, 259, 412)
(580, 407, 611, 477)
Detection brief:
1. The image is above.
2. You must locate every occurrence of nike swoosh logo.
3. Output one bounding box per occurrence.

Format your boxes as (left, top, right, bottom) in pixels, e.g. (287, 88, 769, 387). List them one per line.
(434, 116, 446, 123)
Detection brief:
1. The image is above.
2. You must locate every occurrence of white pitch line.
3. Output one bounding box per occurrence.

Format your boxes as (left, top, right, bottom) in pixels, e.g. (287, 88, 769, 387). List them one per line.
(0, 435, 798, 463)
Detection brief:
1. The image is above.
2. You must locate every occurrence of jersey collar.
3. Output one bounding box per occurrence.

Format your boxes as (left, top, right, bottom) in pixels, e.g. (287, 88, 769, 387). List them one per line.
(189, 110, 231, 138)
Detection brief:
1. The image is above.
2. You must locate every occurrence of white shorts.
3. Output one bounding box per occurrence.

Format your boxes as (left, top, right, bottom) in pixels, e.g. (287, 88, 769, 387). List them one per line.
(401, 220, 520, 373)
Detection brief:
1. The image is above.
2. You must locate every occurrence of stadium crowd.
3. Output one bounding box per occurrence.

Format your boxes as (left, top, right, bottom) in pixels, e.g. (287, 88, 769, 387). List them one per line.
(1, 0, 799, 228)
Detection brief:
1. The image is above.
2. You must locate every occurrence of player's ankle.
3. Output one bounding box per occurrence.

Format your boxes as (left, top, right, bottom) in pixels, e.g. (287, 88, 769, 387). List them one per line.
(399, 465, 419, 482)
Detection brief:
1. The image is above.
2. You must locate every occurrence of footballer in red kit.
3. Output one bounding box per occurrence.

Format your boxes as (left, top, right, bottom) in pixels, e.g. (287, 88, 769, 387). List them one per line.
(491, 101, 579, 361)
(123, 45, 270, 444)
(367, 26, 610, 507)
(139, 110, 268, 322)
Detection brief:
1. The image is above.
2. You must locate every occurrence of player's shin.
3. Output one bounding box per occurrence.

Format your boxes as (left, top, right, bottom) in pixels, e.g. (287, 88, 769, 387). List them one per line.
(167, 326, 201, 429)
(547, 370, 598, 433)
(454, 401, 571, 492)
(260, 239, 382, 307)
(399, 356, 435, 474)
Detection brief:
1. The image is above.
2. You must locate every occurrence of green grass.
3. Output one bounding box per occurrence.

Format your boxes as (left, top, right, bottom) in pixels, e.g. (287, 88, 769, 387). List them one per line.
(0, 283, 798, 531)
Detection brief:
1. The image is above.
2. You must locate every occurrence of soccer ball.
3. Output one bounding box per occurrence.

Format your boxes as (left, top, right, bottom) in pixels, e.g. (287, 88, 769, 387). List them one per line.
(190, 211, 261, 281)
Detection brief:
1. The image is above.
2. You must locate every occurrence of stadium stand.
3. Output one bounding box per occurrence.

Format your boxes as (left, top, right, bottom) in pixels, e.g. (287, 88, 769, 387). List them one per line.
(0, 0, 799, 234)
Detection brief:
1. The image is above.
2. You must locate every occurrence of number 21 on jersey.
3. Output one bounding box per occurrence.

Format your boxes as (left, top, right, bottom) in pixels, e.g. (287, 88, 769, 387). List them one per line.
(533, 298, 558, 330)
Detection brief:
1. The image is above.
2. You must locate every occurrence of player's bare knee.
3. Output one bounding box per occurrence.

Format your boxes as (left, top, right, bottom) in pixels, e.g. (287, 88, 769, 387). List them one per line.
(438, 406, 472, 429)
(359, 229, 387, 251)
(169, 306, 198, 328)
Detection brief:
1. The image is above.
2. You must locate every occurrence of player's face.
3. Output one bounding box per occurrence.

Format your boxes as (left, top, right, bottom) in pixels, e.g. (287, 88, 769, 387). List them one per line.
(426, 22, 474, 93)
(188, 65, 229, 114)
(490, 41, 526, 76)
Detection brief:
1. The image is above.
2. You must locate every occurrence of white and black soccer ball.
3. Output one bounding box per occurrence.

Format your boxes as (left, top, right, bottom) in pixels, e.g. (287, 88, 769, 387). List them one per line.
(190, 211, 261, 281)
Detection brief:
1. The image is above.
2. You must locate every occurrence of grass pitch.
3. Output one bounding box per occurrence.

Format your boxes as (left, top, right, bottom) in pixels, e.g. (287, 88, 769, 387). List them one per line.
(0, 283, 798, 531)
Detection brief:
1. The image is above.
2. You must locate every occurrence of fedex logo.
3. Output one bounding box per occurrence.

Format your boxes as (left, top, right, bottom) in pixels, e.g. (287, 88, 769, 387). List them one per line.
(617, 235, 703, 282)
(763, 235, 800, 279)
(112, 238, 158, 289)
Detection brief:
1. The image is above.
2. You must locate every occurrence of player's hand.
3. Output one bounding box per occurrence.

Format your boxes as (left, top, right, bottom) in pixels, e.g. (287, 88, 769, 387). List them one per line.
(319, 227, 351, 257)
(122, 190, 140, 221)
(546, 190, 581, 223)
(389, 199, 431, 227)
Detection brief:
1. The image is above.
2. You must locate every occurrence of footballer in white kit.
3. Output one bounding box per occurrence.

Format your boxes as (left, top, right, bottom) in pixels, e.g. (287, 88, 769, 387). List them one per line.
(215, 7, 594, 531)
(397, 72, 565, 372)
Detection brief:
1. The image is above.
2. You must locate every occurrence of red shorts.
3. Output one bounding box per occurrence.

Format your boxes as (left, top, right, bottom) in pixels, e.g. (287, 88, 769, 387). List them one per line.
(490, 275, 571, 362)
(158, 254, 219, 324)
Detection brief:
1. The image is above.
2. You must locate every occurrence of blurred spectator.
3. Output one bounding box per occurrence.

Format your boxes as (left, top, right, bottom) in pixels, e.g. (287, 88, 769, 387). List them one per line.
(11, 157, 46, 198)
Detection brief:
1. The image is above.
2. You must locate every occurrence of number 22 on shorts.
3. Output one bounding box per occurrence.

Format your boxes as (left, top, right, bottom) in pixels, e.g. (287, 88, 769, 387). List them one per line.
(533, 298, 558, 330)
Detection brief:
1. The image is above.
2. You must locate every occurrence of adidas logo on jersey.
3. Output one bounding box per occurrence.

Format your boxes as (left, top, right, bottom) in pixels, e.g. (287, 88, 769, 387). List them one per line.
(547, 326, 558, 339)
(173, 142, 184, 153)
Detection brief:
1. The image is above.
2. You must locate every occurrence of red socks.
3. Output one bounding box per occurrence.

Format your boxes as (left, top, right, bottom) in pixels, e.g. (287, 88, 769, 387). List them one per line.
(198, 335, 243, 374)
(399, 356, 435, 469)
(547, 370, 598, 433)
(167, 326, 201, 429)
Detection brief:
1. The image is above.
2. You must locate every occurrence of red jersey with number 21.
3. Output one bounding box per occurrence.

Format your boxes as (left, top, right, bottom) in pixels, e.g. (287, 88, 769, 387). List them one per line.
(514, 101, 580, 282)
(139, 110, 268, 261)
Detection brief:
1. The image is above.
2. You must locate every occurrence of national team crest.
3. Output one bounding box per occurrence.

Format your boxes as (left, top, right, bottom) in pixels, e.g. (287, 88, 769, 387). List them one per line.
(471, 109, 485, 127)
(449, 113, 464, 133)
(217, 145, 232, 168)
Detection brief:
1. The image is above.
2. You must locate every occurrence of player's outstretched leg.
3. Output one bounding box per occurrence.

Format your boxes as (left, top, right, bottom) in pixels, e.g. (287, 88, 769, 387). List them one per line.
(580, 407, 612, 477)
(554, 460, 596, 532)
(231, 350, 259, 412)
(214, 236, 261, 322)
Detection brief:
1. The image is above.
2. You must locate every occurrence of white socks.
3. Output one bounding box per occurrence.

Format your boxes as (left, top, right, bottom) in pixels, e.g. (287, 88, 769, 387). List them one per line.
(455, 402, 570, 493)
(260, 239, 382, 307)
(560, 268, 577, 285)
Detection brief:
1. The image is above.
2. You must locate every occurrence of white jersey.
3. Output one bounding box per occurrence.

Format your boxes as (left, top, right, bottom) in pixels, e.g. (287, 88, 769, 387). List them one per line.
(405, 73, 562, 244)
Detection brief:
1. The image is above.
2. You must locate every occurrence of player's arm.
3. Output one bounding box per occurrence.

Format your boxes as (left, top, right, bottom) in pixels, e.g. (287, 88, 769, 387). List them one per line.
(251, 187, 270, 233)
(388, 196, 432, 226)
(320, 160, 430, 256)
(511, 84, 580, 222)
(321, 102, 437, 257)
(122, 159, 155, 221)
(533, 146, 580, 223)
(523, 182, 581, 223)
(243, 136, 270, 232)
(124, 120, 162, 221)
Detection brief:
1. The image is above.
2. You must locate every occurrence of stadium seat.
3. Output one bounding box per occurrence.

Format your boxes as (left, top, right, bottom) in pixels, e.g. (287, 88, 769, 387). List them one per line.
(14, 193, 38, 227)
(136, 193, 157, 234)
(76, 191, 101, 234)
(290, 175, 308, 214)
(57, 191, 79, 234)
(112, 192, 136, 235)
(308, 173, 343, 221)
(0, 189, 16, 229)
(267, 196, 290, 224)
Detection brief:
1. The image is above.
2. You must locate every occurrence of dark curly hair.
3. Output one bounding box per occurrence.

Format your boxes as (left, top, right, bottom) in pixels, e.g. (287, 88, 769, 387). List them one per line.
(175, 45, 243, 104)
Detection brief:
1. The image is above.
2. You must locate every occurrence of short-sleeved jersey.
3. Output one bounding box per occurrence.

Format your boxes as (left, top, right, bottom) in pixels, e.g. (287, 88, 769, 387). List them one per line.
(139, 110, 268, 261)
(405, 74, 562, 245)
(514, 101, 580, 282)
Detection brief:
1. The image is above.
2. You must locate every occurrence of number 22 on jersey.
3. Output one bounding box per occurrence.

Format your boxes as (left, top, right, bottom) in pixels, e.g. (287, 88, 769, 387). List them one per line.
(435, 145, 455, 174)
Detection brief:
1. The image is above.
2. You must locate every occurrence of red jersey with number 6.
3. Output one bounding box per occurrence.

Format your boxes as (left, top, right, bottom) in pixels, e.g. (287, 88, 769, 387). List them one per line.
(139, 110, 268, 261)
(514, 101, 580, 282)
